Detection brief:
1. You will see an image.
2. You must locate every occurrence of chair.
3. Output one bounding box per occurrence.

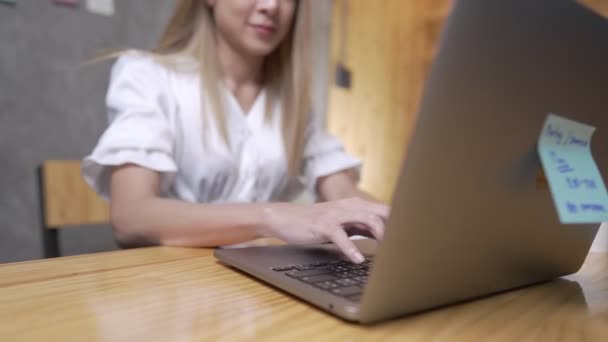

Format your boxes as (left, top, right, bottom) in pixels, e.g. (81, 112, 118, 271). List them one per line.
(37, 160, 110, 258)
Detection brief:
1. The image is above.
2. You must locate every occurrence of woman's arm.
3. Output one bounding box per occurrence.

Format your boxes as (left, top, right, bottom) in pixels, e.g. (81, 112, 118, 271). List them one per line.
(110, 164, 389, 263)
(316, 169, 384, 204)
(110, 165, 270, 248)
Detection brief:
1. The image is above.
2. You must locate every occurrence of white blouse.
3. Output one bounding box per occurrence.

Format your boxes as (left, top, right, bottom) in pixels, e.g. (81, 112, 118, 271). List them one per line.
(83, 54, 361, 203)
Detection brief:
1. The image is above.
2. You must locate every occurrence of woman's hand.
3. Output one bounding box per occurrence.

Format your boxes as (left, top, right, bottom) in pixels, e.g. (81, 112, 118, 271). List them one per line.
(263, 198, 390, 263)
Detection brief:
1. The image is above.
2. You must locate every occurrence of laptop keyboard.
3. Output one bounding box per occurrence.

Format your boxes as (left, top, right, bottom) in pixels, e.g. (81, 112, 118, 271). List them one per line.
(271, 257, 373, 302)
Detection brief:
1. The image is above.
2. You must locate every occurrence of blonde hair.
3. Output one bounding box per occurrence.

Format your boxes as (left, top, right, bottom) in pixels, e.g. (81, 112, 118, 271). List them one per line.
(144, 0, 311, 177)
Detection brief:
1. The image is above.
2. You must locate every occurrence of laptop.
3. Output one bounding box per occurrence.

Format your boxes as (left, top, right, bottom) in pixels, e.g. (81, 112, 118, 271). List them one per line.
(215, 0, 608, 323)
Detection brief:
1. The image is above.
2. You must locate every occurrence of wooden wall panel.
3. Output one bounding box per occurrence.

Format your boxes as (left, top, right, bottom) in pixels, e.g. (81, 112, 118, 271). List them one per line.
(328, 0, 452, 203)
(327, 1, 608, 203)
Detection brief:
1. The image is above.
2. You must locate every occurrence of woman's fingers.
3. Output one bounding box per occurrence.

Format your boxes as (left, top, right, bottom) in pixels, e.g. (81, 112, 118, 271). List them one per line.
(367, 202, 391, 220)
(267, 199, 390, 263)
(342, 210, 385, 241)
(340, 198, 391, 220)
(326, 228, 366, 264)
(324, 207, 387, 263)
(344, 225, 375, 239)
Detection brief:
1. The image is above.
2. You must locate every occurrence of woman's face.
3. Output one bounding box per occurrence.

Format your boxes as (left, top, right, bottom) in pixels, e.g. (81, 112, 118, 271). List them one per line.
(207, 0, 297, 58)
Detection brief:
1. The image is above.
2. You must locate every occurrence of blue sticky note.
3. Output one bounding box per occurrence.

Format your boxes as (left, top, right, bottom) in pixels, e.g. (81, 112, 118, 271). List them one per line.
(538, 114, 608, 223)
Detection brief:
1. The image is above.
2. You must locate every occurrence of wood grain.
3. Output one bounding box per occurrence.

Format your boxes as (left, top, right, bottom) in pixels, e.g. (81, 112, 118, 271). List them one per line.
(0, 248, 606, 341)
(327, 0, 452, 203)
(0, 246, 210, 287)
(41, 160, 110, 228)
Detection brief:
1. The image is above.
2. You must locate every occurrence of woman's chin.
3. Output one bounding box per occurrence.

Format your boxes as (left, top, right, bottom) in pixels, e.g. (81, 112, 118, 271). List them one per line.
(242, 41, 281, 58)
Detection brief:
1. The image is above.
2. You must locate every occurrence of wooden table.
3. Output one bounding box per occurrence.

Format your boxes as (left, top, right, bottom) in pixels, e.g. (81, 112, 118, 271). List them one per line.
(1, 247, 607, 341)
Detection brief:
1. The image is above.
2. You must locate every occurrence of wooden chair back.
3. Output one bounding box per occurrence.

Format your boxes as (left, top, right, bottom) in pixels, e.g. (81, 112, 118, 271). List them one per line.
(38, 160, 110, 257)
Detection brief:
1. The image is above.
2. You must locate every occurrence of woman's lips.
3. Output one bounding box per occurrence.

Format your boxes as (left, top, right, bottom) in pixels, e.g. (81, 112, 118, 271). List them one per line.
(250, 24, 276, 37)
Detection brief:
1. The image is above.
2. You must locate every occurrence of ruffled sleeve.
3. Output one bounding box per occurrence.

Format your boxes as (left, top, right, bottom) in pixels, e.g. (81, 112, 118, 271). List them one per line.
(301, 113, 362, 194)
(82, 54, 178, 200)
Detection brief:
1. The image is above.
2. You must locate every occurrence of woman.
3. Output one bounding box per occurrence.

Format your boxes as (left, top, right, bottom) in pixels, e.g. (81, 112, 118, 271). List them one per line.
(83, 0, 389, 264)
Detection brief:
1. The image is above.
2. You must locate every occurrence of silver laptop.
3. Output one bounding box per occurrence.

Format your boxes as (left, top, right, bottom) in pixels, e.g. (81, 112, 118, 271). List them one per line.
(215, 0, 608, 323)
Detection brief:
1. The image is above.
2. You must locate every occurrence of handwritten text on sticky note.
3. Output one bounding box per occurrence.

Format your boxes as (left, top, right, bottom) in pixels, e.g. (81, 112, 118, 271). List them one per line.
(538, 114, 608, 223)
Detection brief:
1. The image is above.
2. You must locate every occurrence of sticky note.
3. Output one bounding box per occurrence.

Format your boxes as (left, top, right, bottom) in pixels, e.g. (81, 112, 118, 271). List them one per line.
(538, 114, 608, 223)
(85, 0, 114, 16)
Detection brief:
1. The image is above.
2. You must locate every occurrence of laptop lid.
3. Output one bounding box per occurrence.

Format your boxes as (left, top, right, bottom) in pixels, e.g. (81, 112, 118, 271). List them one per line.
(359, 0, 608, 323)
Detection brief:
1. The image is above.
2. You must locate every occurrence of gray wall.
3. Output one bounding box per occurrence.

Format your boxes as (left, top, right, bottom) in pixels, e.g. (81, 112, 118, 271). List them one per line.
(0, 1, 333, 263)
(0, 1, 176, 262)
